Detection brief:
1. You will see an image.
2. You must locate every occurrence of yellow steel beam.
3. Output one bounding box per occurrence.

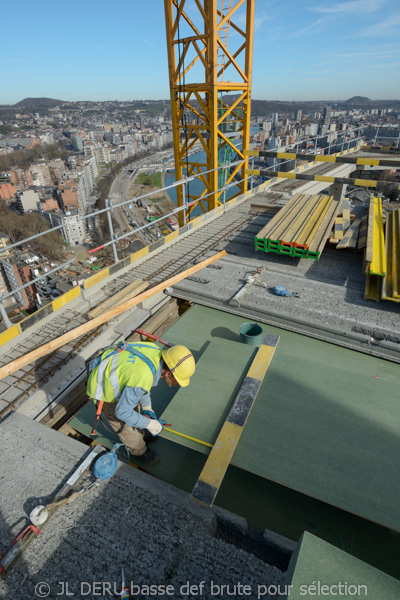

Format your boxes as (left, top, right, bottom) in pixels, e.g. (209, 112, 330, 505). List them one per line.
(381, 209, 400, 302)
(370, 197, 386, 277)
(364, 273, 382, 302)
(394, 210, 400, 297)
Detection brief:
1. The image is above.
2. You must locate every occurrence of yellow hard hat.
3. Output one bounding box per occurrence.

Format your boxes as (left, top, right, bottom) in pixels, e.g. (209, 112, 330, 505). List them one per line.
(162, 345, 195, 387)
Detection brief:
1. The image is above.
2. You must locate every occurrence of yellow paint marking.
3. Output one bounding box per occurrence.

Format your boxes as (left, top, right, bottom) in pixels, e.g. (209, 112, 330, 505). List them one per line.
(355, 179, 377, 188)
(315, 175, 335, 183)
(247, 344, 276, 380)
(52, 286, 81, 311)
(83, 268, 110, 289)
(197, 421, 242, 488)
(130, 246, 149, 263)
(0, 325, 21, 347)
(357, 158, 379, 166)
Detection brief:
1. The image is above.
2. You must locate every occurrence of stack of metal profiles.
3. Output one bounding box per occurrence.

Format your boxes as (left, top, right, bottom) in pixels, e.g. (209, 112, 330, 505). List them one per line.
(376, 208, 399, 303)
(364, 199, 400, 302)
(254, 193, 340, 260)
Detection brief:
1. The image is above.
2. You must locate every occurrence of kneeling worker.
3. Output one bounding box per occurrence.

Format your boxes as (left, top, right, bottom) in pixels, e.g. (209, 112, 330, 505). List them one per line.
(87, 341, 195, 465)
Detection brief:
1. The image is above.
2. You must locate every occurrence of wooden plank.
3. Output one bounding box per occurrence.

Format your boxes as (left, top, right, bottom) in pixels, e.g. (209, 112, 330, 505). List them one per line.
(88, 280, 149, 319)
(358, 214, 368, 249)
(130, 297, 181, 342)
(191, 334, 279, 506)
(282, 194, 321, 245)
(256, 194, 306, 240)
(269, 194, 310, 242)
(57, 423, 81, 437)
(336, 218, 361, 249)
(308, 198, 341, 253)
(249, 203, 283, 214)
(295, 195, 333, 247)
(334, 217, 345, 240)
(0, 251, 227, 381)
(338, 196, 351, 230)
(40, 387, 88, 429)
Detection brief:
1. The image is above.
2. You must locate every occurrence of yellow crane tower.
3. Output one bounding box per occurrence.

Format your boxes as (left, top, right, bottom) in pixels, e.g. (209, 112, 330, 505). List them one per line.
(164, 0, 255, 226)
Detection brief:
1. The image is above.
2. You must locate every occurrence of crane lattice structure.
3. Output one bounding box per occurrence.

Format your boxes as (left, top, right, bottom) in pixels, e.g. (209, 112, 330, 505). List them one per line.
(164, 0, 255, 225)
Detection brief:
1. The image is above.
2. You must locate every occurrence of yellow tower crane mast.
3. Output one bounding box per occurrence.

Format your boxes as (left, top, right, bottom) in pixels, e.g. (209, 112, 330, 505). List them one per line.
(164, 0, 255, 226)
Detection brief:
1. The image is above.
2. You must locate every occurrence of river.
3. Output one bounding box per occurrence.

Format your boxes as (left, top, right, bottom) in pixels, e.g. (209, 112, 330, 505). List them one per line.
(164, 125, 260, 217)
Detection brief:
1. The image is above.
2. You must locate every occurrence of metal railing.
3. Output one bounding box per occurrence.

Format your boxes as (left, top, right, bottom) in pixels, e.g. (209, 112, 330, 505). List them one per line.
(0, 128, 368, 326)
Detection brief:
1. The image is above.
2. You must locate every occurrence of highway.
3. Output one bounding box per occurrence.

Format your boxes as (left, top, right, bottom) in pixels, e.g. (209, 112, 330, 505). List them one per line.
(108, 149, 175, 247)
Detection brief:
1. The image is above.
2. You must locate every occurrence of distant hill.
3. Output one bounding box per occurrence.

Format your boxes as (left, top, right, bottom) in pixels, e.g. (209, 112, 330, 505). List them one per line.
(13, 97, 65, 108)
(345, 96, 371, 104)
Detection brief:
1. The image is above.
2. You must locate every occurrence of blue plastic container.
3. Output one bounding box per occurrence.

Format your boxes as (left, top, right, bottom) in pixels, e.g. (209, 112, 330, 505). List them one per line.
(239, 322, 263, 346)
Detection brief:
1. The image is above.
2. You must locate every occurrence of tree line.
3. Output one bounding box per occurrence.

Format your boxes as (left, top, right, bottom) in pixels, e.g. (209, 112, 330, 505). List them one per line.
(0, 143, 69, 172)
(0, 199, 64, 260)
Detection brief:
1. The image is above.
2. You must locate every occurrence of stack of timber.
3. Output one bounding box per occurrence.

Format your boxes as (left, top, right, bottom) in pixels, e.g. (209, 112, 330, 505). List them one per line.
(330, 198, 370, 250)
(254, 193, 340, 260)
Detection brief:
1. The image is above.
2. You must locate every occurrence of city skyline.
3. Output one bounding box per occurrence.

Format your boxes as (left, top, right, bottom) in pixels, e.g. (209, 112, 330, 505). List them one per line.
(1, 0, 400, 106)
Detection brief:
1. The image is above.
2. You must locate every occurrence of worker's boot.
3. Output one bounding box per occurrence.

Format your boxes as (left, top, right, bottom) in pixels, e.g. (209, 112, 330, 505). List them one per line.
(133, 448, 160, 465)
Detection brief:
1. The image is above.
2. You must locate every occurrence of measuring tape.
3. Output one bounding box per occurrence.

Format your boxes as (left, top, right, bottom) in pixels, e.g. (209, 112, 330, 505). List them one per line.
(164, 427, 213, 448)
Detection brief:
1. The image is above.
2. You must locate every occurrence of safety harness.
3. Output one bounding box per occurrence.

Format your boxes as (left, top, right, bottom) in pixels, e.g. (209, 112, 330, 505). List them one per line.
(87, 341, 158, 436)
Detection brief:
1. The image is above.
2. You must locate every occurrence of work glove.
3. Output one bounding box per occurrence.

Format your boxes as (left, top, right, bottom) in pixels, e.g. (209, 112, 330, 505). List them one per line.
(145, 418, 164, 436)
(142, 409, 158, 420)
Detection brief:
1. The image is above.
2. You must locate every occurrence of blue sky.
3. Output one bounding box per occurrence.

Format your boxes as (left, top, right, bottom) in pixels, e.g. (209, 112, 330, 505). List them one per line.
(1, 0, 399, 105)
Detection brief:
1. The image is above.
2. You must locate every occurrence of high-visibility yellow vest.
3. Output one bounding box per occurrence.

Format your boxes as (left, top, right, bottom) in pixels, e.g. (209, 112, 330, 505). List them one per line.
(86, 342, 162, 403)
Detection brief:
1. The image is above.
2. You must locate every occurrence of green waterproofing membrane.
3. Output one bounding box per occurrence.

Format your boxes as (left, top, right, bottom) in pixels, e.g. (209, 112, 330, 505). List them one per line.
(285, 532, 400, 599)
(69, 371, 400, 574)
(69, 304, 400, 574)
(155, 305, 400, 532)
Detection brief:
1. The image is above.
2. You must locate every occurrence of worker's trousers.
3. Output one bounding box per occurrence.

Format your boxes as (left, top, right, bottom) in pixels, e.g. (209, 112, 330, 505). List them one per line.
(101, 402, 147, 457)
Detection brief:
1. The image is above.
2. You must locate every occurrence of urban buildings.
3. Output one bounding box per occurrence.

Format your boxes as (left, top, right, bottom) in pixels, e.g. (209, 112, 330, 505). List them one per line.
(1, 255, 37, 310)
(49, 210, 86, 246)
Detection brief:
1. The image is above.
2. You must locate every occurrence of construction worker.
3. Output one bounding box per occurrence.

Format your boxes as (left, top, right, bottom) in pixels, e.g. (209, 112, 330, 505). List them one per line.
(86, 341, 195, 465)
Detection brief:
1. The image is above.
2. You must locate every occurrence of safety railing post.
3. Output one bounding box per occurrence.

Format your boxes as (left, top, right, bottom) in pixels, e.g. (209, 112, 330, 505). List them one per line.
(182, 181, 186, 226)
(0, 298, 12, 329)
(106, 198, 119, 263)
(223, 166, 228, 203)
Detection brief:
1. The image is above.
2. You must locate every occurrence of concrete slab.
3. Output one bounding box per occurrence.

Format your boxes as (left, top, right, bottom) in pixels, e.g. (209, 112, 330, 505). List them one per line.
(0, 412, 285, 599)
(169, 247, 400, 363)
